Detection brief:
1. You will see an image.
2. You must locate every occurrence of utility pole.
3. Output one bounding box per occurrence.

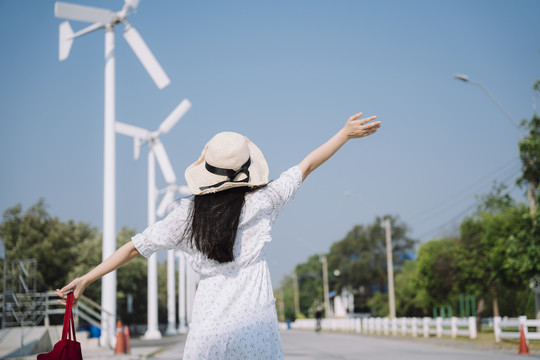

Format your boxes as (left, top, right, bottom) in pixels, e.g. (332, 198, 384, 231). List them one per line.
(293, 270, 300, 317)
(385, 218, 396, 319)
(321, 256, 331, 318)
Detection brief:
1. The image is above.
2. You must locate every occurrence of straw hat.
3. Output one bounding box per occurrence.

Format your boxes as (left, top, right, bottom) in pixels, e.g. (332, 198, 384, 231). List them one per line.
(185, 132, 269, 195)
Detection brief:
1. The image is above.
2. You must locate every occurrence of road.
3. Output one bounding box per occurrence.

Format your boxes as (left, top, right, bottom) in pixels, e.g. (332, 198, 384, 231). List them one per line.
(281, 330, 537, 360)
(149, 330, 539, 360)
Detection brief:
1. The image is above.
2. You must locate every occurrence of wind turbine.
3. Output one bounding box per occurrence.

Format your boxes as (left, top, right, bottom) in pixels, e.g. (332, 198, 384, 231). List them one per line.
(55, 0, 171, 346)
(116, 98, 191, 339)
(175, 250, 199, 334)
(156, 183, 191, 336)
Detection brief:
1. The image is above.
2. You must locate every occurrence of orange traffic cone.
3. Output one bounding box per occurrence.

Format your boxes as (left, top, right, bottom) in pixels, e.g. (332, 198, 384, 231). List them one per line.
(114, 320, 126, 354)
(519, 324, 529, 355)
(123, 325, 131, 355)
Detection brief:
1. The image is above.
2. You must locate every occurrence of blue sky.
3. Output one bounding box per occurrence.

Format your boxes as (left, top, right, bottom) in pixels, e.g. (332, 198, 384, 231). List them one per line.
(1, 0, 539, 287)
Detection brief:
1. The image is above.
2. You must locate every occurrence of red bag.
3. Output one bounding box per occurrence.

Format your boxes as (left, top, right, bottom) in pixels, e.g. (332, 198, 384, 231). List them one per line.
(38, 292, 83, 360)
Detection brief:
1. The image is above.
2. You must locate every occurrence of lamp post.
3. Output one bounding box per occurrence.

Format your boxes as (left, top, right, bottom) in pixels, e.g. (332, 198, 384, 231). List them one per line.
(453, 74, 522, 137)
(455, 73, 540, 321)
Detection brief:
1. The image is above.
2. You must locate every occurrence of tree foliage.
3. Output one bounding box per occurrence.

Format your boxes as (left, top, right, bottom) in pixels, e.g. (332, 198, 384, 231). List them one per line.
(416, 237, 459, 309)
(0, 199, 149, 324)
(327, 215, 416, 297)
(282, 215, 417, 317)
(295, 254, 324, 317)
(0, 199, 99, 291)
(518, 113, 540, 196)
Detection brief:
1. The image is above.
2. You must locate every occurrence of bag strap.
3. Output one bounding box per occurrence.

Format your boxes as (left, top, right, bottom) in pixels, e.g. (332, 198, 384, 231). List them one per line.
(61, 293, 77, 342)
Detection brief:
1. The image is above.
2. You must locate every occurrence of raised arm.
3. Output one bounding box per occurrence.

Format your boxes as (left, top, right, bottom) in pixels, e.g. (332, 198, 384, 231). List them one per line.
(297, 112, 380, 181)
(56, 241, 140, 305)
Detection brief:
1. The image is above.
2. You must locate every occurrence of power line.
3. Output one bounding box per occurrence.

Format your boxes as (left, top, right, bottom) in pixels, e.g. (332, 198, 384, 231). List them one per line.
(407, 157, 520, 224)
(415, 165, 522, 241)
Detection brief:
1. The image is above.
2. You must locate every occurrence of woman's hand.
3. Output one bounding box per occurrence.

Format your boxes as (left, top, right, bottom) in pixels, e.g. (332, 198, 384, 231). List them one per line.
(56, 277, 87, 306)
(54, 242, 140, 306)
(297, 111, 381, 181)
(340, 112, 381, 140)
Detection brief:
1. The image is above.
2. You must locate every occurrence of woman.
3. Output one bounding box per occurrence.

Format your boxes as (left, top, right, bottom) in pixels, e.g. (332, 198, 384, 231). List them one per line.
(56, 112, 381, 359)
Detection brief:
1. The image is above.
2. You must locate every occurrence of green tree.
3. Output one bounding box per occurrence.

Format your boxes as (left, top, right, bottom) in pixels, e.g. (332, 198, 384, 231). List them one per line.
(504, 210, 540, 283)
(369, 260, 427, 317)
(416, 237, 459, 312)
(117, 228, 148, 324)
(1, 199, 149, 325)
(66, 226, 149, 324)
(277, 275, 296, 321)
(394, 260, 426, 317)
(454, 185, 526, 330)
(516, 105, 540, 319)
(295, 254, 324, 317)
(518, 110, 540, 216)
(326, 215, 416, 301)
(367, 291, 388, 317)
(0, 199, 98, 291)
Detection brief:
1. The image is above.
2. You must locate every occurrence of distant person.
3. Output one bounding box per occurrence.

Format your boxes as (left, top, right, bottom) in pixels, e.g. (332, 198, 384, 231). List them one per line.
(315, 306, 323, 334)
(56, 112, 381, 359)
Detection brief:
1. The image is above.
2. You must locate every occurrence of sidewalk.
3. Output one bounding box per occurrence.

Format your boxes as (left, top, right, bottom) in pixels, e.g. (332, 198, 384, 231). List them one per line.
(21, 334, 187, 360)
(80, 334, 187, 360)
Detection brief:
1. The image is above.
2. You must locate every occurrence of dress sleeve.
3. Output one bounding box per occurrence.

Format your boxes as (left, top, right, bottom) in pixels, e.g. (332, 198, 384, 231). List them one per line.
(131, 198, 192, 258)
(260, 166, 303, 221)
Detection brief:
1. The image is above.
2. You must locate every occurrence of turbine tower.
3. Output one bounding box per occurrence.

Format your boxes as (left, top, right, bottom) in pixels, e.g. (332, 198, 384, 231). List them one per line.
(156, 183, 191, 336)
(116, 98, 191, 339)
(55, 0, 170, 346)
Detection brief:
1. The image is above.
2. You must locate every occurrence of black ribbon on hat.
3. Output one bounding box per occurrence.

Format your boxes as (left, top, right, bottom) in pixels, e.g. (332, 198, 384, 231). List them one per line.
(199, 158, 251, 191)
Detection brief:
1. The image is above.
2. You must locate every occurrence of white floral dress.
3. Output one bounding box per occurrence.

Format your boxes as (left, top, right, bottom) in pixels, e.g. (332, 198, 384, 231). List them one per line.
(132, 166, 303, 359)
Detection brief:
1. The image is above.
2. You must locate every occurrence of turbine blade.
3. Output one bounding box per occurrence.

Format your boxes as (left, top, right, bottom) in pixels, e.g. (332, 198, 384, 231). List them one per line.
(55, 2, 113, 24)
(59, 21, 74, 61)
(115, 122, 150, 139)
(124, 0, 140, 10)
(71, 22, 105, 39)
(158, 99, 192, 135)
(123, 27, 170, 89)
(152, 141, 176, 184)
(156, 188, 176, 217)
(134, 137, 141, 160)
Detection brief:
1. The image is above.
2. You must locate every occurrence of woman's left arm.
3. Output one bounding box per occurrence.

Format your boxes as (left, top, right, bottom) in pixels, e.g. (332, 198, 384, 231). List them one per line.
(56, 242, 140, 305)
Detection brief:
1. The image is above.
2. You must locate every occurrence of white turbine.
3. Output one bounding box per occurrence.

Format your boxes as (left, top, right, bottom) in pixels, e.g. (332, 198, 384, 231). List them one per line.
(156, 184, 191, 219)
(175, 250, 199, 334)
(116, 98, 191, 339)
(55, 0, 171, 346)
(157, 183, 191, 336)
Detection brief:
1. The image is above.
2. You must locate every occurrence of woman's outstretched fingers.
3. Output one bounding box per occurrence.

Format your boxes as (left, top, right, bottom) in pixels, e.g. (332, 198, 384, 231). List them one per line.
(348, 112, 363, 122)
(343, 112, 380, 139)
(359, 115, 378, 125)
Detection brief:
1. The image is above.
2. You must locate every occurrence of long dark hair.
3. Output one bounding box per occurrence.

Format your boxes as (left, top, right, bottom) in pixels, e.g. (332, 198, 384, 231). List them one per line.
(187, 186, 259, 263)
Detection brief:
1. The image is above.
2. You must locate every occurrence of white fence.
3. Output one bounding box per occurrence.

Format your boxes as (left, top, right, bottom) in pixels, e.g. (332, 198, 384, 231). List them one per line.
(289, 316, 477, 339)
(494, 316, 540, 342)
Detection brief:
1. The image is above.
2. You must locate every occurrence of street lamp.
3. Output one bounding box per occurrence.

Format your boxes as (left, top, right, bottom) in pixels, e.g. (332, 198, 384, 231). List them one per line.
(453, 73, 522, 137)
